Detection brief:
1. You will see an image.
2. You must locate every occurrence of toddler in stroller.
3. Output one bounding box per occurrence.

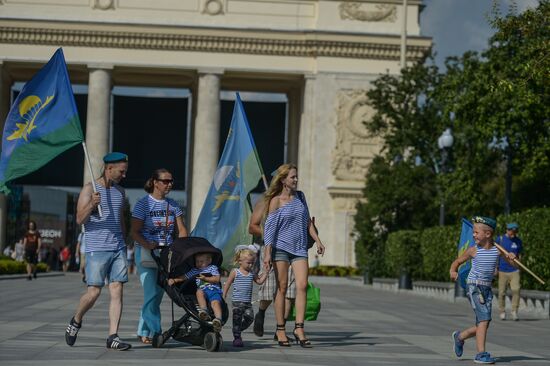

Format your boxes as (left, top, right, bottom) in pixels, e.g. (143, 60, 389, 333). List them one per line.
(152, 237, 229, 351)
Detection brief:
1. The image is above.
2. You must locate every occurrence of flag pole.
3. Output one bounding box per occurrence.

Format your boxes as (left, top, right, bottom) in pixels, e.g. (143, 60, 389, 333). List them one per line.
(82, 141, 103, 217)
(261, 174, 268, 191)
(494, 242, 545, 285)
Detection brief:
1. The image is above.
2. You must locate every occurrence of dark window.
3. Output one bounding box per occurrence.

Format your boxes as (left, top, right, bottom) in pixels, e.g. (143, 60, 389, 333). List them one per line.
(112, 95, 188, 190)
(220, 100, 286, 191)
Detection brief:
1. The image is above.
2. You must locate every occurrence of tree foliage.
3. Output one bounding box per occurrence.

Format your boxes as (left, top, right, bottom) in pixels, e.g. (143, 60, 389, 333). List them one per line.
(355, 1, 550, 270)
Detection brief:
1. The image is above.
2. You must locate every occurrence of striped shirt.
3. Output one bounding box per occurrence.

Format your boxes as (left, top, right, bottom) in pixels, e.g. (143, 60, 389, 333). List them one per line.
(132, 195, 183, 245)
(185, 264, 222, 291)
(467, 245, 500, 286)
(84, 183, 125, 253)
(232, 268, 253, 303)
(264, 191, 309, 257)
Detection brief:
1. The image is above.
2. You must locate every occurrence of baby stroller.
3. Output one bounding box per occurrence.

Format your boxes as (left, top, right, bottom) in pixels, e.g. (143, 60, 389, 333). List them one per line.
(151, 236, 229, 351)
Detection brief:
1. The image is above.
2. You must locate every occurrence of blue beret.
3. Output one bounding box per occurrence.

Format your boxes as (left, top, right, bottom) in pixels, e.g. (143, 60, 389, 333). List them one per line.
(506, 222, 519, 230)
(472, 216, 496, 230)
(103, 152, 128, 163)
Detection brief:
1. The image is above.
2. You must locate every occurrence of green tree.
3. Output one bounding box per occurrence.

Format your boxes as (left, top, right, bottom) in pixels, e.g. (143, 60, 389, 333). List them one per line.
(354, 1, 550, 269)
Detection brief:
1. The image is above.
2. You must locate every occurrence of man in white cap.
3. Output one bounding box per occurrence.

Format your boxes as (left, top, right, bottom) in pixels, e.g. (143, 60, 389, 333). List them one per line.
(65, 152, 132, 350)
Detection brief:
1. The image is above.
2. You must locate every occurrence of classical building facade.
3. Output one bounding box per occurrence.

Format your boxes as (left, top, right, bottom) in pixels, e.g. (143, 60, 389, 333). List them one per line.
(0, 0, 431, 266)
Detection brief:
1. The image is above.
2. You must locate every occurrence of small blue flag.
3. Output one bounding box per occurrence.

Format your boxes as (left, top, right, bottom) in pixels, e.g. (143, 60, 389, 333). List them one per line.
(457, 217, 475, 289)
(191, 93, 264, 266)
(0, 48, 83, 193)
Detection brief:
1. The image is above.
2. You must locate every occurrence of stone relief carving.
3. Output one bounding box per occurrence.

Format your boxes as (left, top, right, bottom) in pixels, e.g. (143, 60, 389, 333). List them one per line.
(339, 3, 397, 22)
(203, 0, 225, 16)
(92, 0, 115, 10)
(332, 90, 381, 181)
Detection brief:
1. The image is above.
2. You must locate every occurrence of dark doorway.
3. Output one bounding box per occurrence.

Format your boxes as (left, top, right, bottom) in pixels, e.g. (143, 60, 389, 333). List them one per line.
(112, 95, 189, 190)
(220, 99, 286, 191)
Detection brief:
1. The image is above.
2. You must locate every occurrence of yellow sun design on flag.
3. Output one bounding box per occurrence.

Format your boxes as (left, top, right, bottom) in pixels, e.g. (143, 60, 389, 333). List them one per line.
(7, 94, 54, 141)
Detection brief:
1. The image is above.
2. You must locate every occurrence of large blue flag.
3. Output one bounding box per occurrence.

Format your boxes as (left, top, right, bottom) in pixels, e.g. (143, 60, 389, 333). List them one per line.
(0, 48, 83, 193)
(457, 217, 475, 289)
(191, 93, 263, 266)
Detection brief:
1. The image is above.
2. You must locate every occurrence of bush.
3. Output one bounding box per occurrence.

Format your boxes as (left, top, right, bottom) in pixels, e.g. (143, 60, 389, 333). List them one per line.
(419, 225, 459, 282)
(384, 230, 422, 278)
(0, 259, 48, 274)
(309, 265, 361, 277)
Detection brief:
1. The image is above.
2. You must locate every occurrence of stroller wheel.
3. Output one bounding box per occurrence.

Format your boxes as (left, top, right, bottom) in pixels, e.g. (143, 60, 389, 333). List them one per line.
(152, 334, 165, 348)
(215, 333, 223, 352)
(203, 332, 218, 352)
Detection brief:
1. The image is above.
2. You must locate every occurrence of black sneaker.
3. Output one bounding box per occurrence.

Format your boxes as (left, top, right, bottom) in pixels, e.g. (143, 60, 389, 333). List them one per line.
(253, 310, 265, 337)
(33, 272, 37, 279)
(106, 334, 131, 351)
(65, 317, 81, 346)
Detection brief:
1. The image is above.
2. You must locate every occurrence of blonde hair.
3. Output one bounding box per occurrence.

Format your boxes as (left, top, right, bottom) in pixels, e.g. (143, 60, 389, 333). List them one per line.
(263, 163, 297, 218)
(233, 248, 256, 266)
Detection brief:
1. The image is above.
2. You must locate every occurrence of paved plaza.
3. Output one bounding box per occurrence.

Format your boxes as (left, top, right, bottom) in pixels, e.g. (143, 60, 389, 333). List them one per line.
(0, 273, 548, 366)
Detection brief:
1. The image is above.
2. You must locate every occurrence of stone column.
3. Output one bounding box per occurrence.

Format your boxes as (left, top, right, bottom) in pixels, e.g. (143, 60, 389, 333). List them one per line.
(83, 65, 112, 184)
(297, 74, 316, 196)
(190, 71, 222, 227)
(0, 62, 11, 249)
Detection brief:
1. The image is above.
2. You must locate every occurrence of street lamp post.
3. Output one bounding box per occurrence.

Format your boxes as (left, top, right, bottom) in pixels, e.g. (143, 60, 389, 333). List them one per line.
(437, 128, 454, 226)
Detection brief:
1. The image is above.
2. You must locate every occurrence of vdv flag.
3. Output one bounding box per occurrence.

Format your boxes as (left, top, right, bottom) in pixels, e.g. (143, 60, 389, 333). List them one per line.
(0, 48, 83, 193)
(457, 217, 475, 289)
(191, 93, 263, 265)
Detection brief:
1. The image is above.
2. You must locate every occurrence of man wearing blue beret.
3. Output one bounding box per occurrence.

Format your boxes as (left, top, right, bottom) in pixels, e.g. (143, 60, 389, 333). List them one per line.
(65, 152, 132, 350)
(496, 222, 523, 321)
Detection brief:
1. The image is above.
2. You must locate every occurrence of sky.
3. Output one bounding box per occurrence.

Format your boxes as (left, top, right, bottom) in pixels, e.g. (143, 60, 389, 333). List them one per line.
(420, 0, 540, 69)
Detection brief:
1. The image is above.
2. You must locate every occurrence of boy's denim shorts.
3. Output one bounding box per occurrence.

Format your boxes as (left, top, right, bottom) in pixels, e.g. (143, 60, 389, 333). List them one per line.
(85, 249, 128, 287)
(201, 287, 223, 303)
(467, 284, 493, 324)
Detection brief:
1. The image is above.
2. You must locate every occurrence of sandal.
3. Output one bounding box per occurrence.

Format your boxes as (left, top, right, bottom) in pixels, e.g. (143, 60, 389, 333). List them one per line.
(293, 323, 312, 348)
(138, 336, 152, 344)
(275, 324, 291, 347)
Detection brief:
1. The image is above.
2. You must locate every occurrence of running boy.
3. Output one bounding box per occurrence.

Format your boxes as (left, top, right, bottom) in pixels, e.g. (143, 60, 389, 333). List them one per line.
(168, 252, 223, 332)
(449, 216, 517, 364)
(223, 247, 267, 347)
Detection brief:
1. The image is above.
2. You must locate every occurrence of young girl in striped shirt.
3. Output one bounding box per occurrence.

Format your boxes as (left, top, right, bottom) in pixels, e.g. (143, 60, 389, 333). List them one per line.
(223, 248, 267, 347)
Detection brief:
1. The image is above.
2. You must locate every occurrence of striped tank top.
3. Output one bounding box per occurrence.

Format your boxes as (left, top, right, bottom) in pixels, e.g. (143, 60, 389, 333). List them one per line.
(84, 182, 125, 253)
(263, 191, 310, 257)
(232, 269, 253, 303)
(467, 245, 499, 286)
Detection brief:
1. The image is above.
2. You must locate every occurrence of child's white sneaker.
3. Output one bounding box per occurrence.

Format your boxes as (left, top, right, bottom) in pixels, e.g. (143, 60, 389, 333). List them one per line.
(499, 312, 506, 320)
(511, 311, 519, 321)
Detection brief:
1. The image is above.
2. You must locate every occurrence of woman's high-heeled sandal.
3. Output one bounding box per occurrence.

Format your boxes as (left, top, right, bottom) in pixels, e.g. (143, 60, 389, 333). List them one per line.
(293, 322, 312, 348)
(275, 324, 291, 347)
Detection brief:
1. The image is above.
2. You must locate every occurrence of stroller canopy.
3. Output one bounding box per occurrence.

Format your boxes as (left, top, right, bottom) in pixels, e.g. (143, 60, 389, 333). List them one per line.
(160, 236, 223, 276)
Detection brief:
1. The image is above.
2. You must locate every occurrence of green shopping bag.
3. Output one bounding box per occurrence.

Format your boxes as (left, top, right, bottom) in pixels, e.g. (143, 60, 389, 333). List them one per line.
(288, 282, 321, 321)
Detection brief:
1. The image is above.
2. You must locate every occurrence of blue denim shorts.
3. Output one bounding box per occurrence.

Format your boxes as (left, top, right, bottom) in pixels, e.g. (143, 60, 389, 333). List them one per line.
(85, 249, 128, 287)
(467, 284, 493, 324)
(273, 248, 307, 264)
(201, 286, 223, 303)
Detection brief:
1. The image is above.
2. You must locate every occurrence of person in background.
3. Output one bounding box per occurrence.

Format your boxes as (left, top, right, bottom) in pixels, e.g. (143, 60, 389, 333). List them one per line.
(497, 222, 523, 321)
(126, 242, 135, 275)
(60, 245, 71, 272)
(14, 239, 25, 262)
(75, 228, 87, 283)
(23, 221, 41, 280)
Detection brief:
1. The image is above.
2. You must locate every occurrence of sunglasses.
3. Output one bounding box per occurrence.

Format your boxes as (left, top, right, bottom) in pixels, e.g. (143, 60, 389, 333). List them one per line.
(157, 179, 174, 185)
(472, 216, 488, 224)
